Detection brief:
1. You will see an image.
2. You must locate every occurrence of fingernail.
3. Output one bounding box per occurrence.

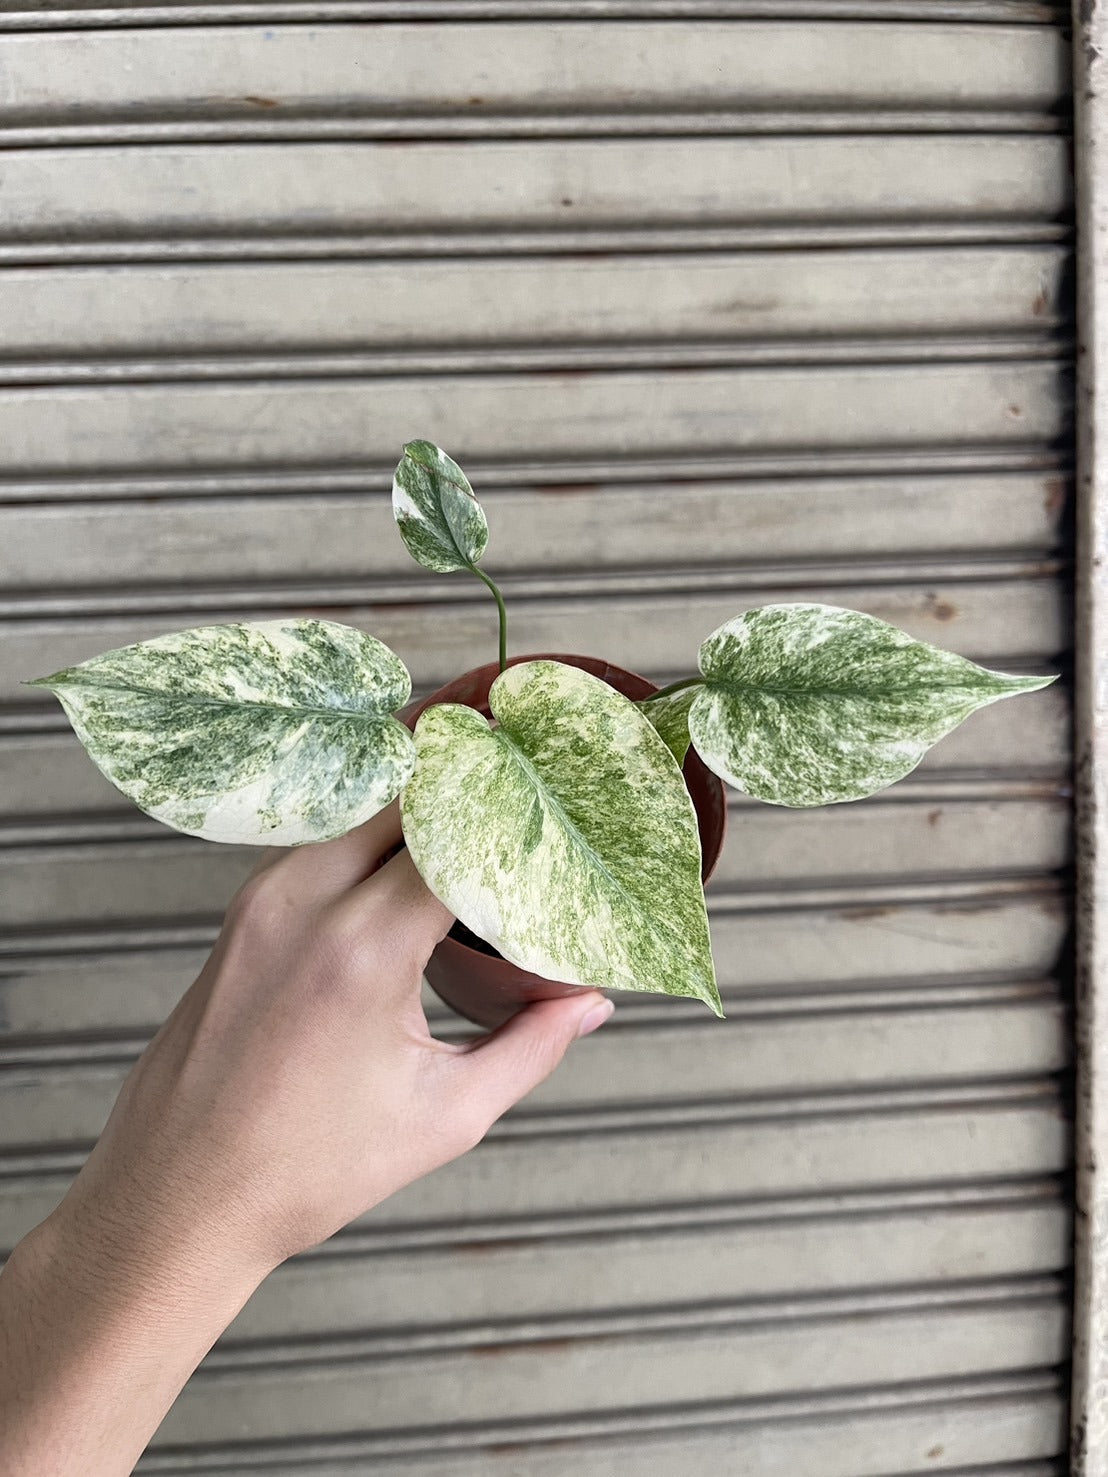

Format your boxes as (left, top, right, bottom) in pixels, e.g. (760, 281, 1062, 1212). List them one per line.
(576, 999, 615, 1038)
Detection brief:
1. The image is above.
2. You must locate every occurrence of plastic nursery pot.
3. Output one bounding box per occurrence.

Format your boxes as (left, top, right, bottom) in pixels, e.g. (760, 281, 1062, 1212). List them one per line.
(397, 653, 727, 1030)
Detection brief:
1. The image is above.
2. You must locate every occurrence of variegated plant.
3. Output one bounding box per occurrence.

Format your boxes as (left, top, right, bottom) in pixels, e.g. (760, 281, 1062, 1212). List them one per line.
(30, 440, 1056, 1018)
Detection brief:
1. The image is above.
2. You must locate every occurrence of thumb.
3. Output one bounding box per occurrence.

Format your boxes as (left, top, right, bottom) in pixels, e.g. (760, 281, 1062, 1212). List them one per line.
(452, 991, 614, 1129)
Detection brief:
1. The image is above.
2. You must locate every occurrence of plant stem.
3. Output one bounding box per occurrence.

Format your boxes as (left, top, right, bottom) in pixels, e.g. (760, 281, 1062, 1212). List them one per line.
(638, 676, 703, 703)
(473, 567, 509, 673)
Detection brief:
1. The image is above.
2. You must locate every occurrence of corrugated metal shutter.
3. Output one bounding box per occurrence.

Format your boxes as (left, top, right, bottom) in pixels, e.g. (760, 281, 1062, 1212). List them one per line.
(0, 5, 1075, 1472)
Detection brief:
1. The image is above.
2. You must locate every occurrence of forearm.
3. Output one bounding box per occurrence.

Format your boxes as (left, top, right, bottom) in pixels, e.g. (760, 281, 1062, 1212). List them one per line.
(0, 1196, 263, 1477)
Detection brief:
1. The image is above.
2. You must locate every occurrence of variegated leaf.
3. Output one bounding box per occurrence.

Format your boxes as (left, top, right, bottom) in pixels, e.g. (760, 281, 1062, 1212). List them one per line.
(639, 685, 697, 765)
(29, 619, 416, 845)
(401, 660, 721, 1014)
(687, 603, 1056, 807)
(392, 439, 489, 574)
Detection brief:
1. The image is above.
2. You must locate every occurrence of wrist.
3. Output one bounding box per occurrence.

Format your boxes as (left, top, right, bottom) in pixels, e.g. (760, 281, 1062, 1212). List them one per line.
(24, 1179, 268, 1347)
(0, 1193, 267, 1477)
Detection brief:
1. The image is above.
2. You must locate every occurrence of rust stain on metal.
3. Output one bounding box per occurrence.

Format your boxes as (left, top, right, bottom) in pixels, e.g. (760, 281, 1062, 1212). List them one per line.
(456, 1238, 532, 1257)
(939, 892, 1022, 915)
(1044, 475, 1068, 515)
(242, 95, 279, 108)
(486, 1439, 577, 1457)
(926, 595, 958, 622)
(723, 296, 780, 314)
(927, 808, 943, 827)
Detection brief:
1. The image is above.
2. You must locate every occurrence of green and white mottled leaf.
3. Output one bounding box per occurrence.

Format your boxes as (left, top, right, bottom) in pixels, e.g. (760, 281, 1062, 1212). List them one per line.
(639, 685, 698, 765)
(392, 439, 489, 574)
(687, 603, 1056, 807)
(401, 660, 721, 1014)
(28, 619, 416, 846)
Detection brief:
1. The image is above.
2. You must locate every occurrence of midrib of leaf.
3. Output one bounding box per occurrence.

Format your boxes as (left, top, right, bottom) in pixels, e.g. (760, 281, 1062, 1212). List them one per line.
(405, 452, 478, 569)
(702, 674, 1044, 701)
(441, 475, 478, 567)
(33, 676, 395, 720)
(491, 725, 701, 964)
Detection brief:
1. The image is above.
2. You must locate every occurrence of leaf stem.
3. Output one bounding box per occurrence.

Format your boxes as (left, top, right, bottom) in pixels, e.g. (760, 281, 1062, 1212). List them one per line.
(639, 676, 703, 704)
(473, 567, 509, 673)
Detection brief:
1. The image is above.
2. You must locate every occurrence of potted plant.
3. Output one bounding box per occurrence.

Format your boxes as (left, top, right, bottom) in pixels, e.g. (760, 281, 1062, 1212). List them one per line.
(28, 440, 1056, 1028)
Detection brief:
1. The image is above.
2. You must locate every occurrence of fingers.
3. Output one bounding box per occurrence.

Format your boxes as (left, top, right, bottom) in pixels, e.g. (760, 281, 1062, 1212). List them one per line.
(249, 799, 407, 905)
(322, 844, 455, 1009)
(447, 992, 614, 1131)
(361, 844, 456, 957)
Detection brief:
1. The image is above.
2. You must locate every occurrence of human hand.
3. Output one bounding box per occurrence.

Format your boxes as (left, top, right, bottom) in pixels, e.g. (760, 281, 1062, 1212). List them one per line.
(65, 797, 613, 1279)
(0, 799, 613, 1476)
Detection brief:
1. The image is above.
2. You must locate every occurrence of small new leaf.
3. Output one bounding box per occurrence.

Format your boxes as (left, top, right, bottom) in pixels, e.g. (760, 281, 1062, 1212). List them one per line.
(401, 661, 722, 1014)
(687, 603, 1056, 807)
(392, 440, 489, 574)
(28, 619, 417, 845)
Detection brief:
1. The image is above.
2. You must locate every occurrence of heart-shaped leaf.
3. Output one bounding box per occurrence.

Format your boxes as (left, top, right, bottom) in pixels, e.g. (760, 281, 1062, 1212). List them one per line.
(687, 603, 1056, 807)
(401, 660, 721, 1014)
(392, 439, 489, 574)
(29, 619, 417, 845)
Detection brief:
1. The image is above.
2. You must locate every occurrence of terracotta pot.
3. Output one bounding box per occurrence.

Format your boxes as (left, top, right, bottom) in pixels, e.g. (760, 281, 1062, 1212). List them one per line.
(398, 653, 727, 1029)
